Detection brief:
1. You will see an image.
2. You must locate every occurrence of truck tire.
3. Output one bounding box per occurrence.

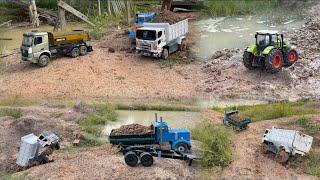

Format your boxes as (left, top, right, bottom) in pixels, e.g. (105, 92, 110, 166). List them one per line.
(71, 47, 80, 58)
(38, 55, 50, 67)
(265, 49, 283, 73)
(179, 39, 187, 51)
(261, 143, 269, 154)
(124, 151, 139, 167)
(284, 49, 298, 67)
(176, 142, 189, 153)
(243, 51, 255, 70)
(80, 46, 88, 56)
(140, 152, 153, 167)
(161, 48, 169, 60)
(275, 149, 289, 163)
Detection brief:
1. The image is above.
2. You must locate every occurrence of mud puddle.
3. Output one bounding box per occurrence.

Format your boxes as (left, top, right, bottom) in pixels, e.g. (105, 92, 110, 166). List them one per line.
(103, 110, 201, 136)
(196, 15, 305, 59)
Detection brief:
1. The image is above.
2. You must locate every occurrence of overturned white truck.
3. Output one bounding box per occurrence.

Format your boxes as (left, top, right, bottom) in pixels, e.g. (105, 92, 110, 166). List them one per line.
(262, 126, 313, 163)
(135, 19, 188, 59)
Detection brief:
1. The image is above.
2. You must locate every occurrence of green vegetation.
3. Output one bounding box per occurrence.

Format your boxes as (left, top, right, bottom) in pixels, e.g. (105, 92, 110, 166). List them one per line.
(116, 103, 199, 112)
(0, 97, 38, 106)
(192, 120, 233, 168)
(89, 13, 124, 39)
(0, 171, 28, 180)
(213, 101, 319, 122)
(289, 150, 320, 176)
(0, 108, 22, 118)
(203, 0, 277, 17)
(77, 103, 117, 146)
(296, 116, 320, 133)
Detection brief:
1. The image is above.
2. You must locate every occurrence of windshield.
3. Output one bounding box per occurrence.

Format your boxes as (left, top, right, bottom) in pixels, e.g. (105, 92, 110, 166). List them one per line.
(136, 30, 156, 41)
(22, 35, 34, 47)
(256, 34, 269, 46)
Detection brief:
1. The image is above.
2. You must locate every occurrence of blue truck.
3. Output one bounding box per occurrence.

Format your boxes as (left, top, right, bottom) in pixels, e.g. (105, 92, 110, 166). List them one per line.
(128, 12, 157, 40)
(109, 115, 191, 153)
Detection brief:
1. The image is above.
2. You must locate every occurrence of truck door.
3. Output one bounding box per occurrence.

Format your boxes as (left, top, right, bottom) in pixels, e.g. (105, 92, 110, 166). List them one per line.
(33, 36, 45, 59)
(293, 132, 313, 153)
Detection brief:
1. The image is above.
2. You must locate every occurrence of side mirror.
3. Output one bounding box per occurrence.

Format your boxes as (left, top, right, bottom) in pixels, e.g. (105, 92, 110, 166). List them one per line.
(255, 34, 257, 39)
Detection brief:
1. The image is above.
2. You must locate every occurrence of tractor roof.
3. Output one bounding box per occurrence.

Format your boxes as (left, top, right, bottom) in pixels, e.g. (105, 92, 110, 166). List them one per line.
(256, 30, 279, 35)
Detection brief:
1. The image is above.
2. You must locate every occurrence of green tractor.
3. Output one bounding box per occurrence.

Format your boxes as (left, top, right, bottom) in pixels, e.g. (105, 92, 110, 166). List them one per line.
(243, 30, 298, 73)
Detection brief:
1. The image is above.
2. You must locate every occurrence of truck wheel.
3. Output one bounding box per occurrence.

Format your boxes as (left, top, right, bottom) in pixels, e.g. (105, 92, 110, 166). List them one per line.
(179, 39, 187, 51)
(124, 151, 139, 167)
(275, 149, 289, 163)
(140, 152, 153, 167)
(71, 47, 80, 58)
(261, 143, 269, 154)
(176, 143, 189, 153)
(80, 46, 88, 56)
(284, 49, 298, 66)
(243, 51, 255, 70)
(265, 49, 283, 73)
(161, 48, 169, 60)
(38, 55, 50, 67)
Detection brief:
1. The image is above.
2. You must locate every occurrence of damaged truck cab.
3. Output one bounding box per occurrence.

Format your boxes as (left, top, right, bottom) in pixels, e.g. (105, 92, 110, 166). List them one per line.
(21, 30, 93, 67)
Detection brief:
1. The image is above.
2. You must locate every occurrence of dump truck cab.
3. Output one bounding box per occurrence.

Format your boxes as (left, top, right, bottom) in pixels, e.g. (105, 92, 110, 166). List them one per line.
(136, 27, 166, 57)
(154, 120, 191, 152)
(21, 31, 50, 63)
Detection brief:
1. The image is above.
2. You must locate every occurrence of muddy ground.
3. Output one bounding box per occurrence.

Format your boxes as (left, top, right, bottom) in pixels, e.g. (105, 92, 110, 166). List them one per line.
(199, 3, 320, 101)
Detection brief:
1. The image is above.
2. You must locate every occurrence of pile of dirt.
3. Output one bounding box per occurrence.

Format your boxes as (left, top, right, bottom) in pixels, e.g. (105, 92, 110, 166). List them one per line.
(202, 49, 242, 72)
(110, 124, 154, 136)
(152, 10, 186, 24)
(229, 114, 246, 121)
(98, 30, 135, 53)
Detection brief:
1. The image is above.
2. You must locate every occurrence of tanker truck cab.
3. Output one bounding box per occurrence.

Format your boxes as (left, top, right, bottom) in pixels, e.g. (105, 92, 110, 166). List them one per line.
(154, 120, 191, 153)
(136, 27, 167, 58)
(21, 32, 51, 64)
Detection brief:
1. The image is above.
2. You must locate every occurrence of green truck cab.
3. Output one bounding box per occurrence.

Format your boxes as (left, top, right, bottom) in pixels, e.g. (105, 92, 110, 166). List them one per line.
(21, 30, 93, 67)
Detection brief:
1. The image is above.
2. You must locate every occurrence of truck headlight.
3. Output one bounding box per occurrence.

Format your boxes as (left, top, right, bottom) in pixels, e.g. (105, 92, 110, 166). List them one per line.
(28, 48, 32, 54)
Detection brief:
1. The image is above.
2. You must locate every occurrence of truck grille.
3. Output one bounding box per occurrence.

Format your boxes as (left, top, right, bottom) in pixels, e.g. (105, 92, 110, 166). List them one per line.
(138, 42, 151, 50)
(22, 50, 29, 57)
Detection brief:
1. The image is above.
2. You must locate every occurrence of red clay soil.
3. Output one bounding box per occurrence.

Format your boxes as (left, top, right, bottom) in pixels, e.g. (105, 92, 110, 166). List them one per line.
(229, 114, 246, 121)
(152, 10, 186, 24)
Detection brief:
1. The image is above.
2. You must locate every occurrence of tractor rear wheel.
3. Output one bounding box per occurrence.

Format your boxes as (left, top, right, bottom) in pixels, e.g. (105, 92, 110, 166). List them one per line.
(124, 151, 139, 167)
(284, 49, 298, 66)
(243, 51, 255, 70)
(265, 49, 283, 73)
(275, 149, 289, 163)
(140, 152, 153, 167)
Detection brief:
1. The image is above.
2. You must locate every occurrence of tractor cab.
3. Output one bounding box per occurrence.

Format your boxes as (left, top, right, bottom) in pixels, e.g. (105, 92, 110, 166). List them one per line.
(255, 30, 284, 51)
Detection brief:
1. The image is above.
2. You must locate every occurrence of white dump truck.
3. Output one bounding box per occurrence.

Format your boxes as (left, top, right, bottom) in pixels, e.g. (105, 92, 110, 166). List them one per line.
(135, 19, 188, 59)
(262, 126, 313, 163)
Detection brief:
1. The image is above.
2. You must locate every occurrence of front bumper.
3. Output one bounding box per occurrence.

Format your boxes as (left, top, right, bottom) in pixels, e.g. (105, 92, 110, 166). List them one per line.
(137, 49, 161, 58)
(21, 54, 37, 63)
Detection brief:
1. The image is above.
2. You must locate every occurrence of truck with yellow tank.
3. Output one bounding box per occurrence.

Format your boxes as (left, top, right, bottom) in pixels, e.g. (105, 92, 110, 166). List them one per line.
(21, 30, 93, 67)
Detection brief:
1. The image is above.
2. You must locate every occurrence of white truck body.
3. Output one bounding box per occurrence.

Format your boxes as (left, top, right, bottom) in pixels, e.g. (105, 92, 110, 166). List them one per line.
(136, 19, 188, 58)
(16, 134, 39, 167)
(262, 126, 313, 156)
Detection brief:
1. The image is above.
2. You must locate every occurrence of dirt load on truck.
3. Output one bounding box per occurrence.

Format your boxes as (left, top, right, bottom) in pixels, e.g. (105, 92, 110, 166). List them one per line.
(229, 114, 246, 121)
(110, 124, 154, 136)
(152, 10, 185, 24)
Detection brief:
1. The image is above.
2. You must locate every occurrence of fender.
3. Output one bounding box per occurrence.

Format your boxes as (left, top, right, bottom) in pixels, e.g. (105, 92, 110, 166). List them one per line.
(262, 46, 275, 55)
(172, 139, 191, 149)
(246, 44, 257, 54)
(40, 50, 51, 58)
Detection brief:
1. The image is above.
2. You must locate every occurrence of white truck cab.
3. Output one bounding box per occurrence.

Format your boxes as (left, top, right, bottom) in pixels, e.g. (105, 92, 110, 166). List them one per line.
(262, 126, 313, 162)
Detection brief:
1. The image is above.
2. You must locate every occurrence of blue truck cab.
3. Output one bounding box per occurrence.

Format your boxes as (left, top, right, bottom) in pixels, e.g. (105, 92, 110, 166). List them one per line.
(128, 12, 157, 40)
(154, 120, 191, 153)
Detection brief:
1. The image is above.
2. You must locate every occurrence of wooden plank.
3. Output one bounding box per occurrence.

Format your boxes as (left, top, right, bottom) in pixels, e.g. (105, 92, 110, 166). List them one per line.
(58, 0, 95, 27)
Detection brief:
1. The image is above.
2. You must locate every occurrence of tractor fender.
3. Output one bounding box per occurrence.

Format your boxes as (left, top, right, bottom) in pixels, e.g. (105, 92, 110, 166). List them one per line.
(262, 46, 275, 55)
(246, 44, 257, 54)
(172, 139, 191, 149)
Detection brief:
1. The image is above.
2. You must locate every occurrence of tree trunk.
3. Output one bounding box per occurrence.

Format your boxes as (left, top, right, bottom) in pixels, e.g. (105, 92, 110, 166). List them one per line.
(98, 0, 101, 16)
(29, 0, 39, 27)
(126, 0, 131, 25)
(57, 6, 66, 31)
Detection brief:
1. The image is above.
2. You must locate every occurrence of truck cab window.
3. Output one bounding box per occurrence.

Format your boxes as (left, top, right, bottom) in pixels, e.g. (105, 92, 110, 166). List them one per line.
(35, 36, 43, 45)
(158, 31, 162, 38)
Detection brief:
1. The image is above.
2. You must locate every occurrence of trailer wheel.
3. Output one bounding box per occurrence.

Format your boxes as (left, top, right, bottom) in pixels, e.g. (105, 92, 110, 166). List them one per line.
(140, 152, 153, 167)
(161, 48, 169, 60)
(38, 55, 50, 67)
(275, 149, 289, 163)
(80, 46, 88, 56)
(71, 47, 80, 58)
(124, 151, 139, 167)
(176, 142, 189, 153)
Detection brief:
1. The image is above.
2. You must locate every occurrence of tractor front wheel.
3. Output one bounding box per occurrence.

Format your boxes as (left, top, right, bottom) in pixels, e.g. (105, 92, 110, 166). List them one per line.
(265, 49, 283, 73)
(284, 49, 298, 66)
(243, 51, 255, 70)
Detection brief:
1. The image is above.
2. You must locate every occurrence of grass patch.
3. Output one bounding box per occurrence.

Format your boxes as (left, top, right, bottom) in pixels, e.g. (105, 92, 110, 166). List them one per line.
(0, 108, 22, 118)
(288, 151, 320, 176)
(213, 100, 319, 122)
(192, 120, 233, 168)
(50, 112, 63, 118)
(296, 116, 320, 133)
(77, 103, 117, 146)
(0, 171, 28, 180)
(0, 97, 38, 106)
(116, 103, 199, 112)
